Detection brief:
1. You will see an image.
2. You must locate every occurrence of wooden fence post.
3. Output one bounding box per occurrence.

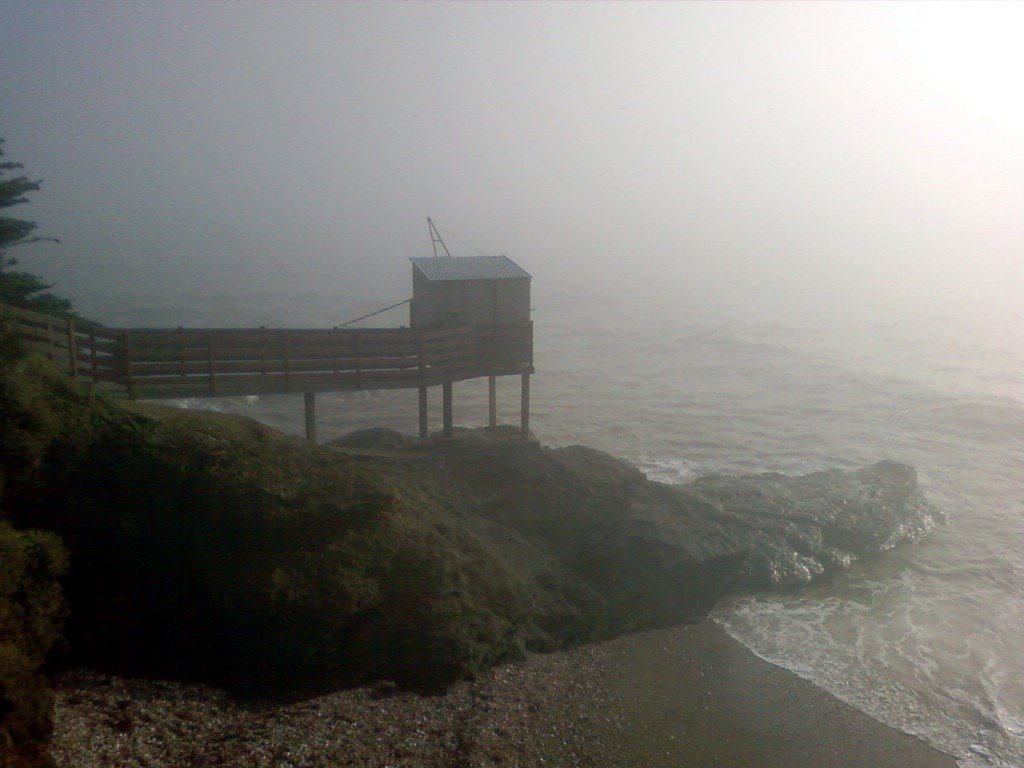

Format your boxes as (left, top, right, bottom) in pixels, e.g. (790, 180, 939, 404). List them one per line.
(89, 330, 98, 383)
(332, 327, 341, 379)
(206, 331, 216, 395)
(65, 317, 78, 379)
(283, 331, 291, 392)
(122, 331, 134, 399)
(520, 373, 530, 440)
(442, 381, 453, 438)
(178, 326, 187, 381)
(259, 326, 268, 379)
(419, 386, 429, 439)
(418, 330, 428, 438)
(488, 375, 497, 427)
(304, 392, 316, 443)
(355, 331, 363, 390)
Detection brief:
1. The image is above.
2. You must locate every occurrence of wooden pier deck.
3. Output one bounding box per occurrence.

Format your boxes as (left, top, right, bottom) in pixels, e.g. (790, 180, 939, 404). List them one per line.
(2, 303, 534, 441)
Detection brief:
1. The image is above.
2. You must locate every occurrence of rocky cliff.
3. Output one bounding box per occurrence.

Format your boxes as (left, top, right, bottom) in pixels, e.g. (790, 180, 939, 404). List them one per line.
(0, 323, 943, 763)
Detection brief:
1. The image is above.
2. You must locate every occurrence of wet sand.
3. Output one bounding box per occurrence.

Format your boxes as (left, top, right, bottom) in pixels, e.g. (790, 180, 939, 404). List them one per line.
(576, 622, 958, 768)
(51, 621, 957, 767)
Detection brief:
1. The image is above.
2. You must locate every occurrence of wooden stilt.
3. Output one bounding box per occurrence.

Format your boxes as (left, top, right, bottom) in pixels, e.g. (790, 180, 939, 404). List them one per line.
(419, 385, 429, 438)
(122, 330, 135, 400)
(442, 382, 453, 438)
(304, 392, 316, 443)
(520, 373, 530, 440)
(488, 375, 497, 427)
(417, 330, 428, 439)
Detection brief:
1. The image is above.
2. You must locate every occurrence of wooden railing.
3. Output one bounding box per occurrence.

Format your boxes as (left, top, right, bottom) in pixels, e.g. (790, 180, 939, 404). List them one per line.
(1, 303, 533, 401)
(2, 304, 123, 386)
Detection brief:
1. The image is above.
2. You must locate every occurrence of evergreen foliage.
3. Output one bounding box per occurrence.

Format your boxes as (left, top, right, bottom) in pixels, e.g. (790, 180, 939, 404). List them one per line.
(0, 140, 71, 317)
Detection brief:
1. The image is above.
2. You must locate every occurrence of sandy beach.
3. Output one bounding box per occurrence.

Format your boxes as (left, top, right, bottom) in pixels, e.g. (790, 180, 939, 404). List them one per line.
(576, 622, 958, 768)
(50, 620, 957, 768)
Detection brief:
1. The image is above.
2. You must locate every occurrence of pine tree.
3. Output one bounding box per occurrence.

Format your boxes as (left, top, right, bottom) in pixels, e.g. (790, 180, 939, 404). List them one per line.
(0, 139, 71, 315)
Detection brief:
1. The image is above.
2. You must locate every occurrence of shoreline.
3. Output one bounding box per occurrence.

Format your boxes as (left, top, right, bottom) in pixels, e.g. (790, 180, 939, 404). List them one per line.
(575, 622, 958, 768)
(50, 622, 957, 768)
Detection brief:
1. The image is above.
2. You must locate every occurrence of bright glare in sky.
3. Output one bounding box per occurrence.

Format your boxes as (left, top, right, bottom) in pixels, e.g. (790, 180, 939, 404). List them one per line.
(895, 7, 1024, 139)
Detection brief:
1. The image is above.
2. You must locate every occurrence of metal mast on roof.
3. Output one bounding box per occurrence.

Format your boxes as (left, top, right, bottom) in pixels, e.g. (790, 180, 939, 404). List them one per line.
(427, 217, 452, 258)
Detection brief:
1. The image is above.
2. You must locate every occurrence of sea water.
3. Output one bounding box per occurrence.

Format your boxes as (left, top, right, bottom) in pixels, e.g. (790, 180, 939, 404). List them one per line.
(88, 277, 1024, 768)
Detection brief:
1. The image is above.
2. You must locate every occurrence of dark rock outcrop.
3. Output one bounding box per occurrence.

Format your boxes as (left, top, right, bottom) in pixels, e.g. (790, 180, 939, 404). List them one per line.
(400, 434, 940, 632)
(328, 427, 416, 452)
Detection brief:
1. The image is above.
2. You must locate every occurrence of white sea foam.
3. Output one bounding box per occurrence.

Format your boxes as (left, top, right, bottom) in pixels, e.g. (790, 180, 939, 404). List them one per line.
(714, 582, 1023, 767)
(632, 456, 699, 485)
(168, 397, 223, 412)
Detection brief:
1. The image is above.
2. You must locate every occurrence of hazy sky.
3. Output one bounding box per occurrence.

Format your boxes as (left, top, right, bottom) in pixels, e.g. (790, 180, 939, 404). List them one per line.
(2, 1, 1023, 320)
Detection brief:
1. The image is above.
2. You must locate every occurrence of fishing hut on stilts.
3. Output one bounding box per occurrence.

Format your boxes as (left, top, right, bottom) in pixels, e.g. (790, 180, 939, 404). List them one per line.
(2, 221, 534, 442)
(409, 252, 532, 440)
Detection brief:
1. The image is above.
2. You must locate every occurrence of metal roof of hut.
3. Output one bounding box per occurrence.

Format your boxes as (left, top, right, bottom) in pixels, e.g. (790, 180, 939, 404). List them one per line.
(409, 255, 531, 282)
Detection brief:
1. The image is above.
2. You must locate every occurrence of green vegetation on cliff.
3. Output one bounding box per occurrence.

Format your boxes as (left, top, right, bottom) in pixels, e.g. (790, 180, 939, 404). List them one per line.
(0, 522, 66, 768)
(0, 318, 69, 768)
(0, 327, 538, 695)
